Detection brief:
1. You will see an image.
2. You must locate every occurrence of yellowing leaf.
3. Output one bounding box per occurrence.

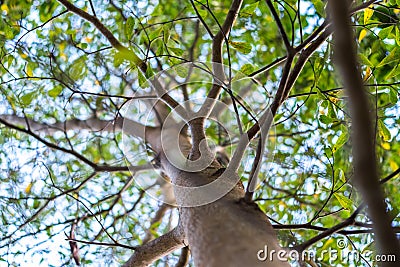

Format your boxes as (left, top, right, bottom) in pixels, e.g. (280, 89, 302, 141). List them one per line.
(7, 95, 16, 111)
(363, 66, 372, 81)
(25, 182, 33, 194)
(59, 41, 66, 52)
(1, 4, 9, 13)
(378, 119, 391, 141)
(320, 238, 334, 251)
(381, 142, 390, 150)
(364, 7, 374, 24)
(390, 160, 399, 171)
(26, 65, 33, 76)
(358, 29, 367, 43)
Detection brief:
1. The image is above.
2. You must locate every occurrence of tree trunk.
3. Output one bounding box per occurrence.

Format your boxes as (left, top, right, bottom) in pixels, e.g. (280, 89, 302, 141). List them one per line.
(149, 127, 289, 267)
(165, 161, 288, 266)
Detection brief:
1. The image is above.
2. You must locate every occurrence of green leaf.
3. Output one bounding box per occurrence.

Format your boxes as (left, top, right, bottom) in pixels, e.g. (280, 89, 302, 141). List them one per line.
(125, 16, 136, 40)
(69, 56, 88, 80)
(378, 119, 391, 141)
(145, 66, 155, 79)
(314, 57, 325, 83)
(240, 2, 259, 18)
(20, 91, 35, 106)
(229, 41, 252, 54)
(377, 47, 400, 68)
(385, 65, 400, 80)
(335, 169, 347, 183)
(137, 69, 146, 87)
(80, 43, 88, 49)
(148, 27, 163, 40)
(378, 25, 393, 39)
(334, 130, 348, 150)
(311, 0, 326, 17)
(39, 2, 57, 22)
(239, 63, 255, 75)
(334, 193, 353, 210)
(327, 102, 337, 118)
(396, 26, 400, 46)
(388, 87, 399, 103)
(168, 47, 184, 57)
(316, 89, 326, 100)
(358, 53, 374, 67)
(3, 24, 14, 39)
(48, 85, 63, 98)
(156, 42, 165, 55)
(232, 64, 254, 81)
(319, 114, 333, 124)
(114, 48, 143, 68)
(113, 51, 124, 67)
(197, 7, 208, 18)
(33, 199, 40, 209)
(163, 25, 170, 44)
(6, 55, 14, 68)
(174, 65, 188, 78)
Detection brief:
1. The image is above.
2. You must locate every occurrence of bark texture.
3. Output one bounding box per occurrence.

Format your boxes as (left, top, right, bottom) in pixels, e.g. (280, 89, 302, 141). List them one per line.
(154, 127, 289, 267)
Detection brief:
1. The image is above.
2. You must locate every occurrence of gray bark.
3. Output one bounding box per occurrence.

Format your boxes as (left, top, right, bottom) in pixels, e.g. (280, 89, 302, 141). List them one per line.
(145, 127, 289, 267)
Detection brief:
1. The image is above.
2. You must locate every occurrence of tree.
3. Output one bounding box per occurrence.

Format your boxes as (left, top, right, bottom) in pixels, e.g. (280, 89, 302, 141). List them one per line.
(0, 0, 399, 266)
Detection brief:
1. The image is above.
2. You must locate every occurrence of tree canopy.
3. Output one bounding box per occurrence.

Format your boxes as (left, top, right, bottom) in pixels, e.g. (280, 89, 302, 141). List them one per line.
(0, 0, 400, 266)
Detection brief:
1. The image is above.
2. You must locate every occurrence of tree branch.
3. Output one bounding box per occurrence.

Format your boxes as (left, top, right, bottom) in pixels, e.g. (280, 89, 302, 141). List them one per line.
(175, 246, 190, 267)
(190, 0, 243, 158)
(329, 0, 400, 262)
(265, 0, 293, 51)
(122, 225, 186, 267)
(57, 0, 122, 49)
(294, 206, 363, 252)
(57, 0, 147, 71)
(0, 117, 133, 172)
(199, 0, 244, 115)
(0, 114, 150, 141)
(142, 203, 172, 244)
(189, 0, 214, 38)
(0, 114, 123, 134)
